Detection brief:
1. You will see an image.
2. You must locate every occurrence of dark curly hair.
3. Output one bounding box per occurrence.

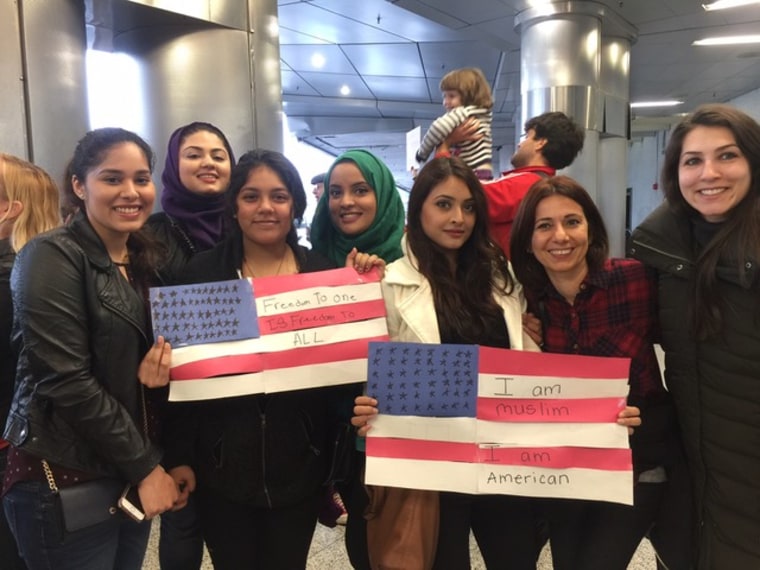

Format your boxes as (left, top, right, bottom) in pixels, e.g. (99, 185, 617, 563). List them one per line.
(524, 112, 585, 169)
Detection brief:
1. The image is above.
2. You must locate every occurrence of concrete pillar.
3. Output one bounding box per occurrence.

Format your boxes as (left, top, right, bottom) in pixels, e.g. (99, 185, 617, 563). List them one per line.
(599, 35, 634, 257)
(88, 0, 283, 172)
(0, 0, 88, 184)
(515, 1, 637, 235)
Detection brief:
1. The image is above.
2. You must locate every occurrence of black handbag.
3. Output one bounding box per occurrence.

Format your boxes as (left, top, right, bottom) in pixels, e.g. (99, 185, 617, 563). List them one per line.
(42, 460, 125, 532)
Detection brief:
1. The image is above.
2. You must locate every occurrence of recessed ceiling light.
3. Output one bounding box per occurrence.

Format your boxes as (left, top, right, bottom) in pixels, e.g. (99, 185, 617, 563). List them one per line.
(703, 0, 760, 11)
(310, 53, 326, 68)
(693, 35, 760, 45)
(340, 85, 351, 96)
(630, 100, 683, 108)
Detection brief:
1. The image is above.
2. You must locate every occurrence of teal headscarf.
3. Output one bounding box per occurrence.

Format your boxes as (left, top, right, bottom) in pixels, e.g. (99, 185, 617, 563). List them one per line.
(310, 149, 405, 267)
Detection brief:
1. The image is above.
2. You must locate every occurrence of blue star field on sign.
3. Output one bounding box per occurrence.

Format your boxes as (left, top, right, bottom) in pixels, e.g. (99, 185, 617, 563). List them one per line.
(367, 341, 478, 418)
(149, 279, 260, 347)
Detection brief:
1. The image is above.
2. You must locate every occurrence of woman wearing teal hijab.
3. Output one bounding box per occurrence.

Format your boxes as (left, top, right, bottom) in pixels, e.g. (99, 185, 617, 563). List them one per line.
(310, 149, 405, 266)
(310, 150, 405, 569)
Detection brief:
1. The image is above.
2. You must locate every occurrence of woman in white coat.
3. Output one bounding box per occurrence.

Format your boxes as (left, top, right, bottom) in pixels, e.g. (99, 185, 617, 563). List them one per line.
(355, 156, 541, 569)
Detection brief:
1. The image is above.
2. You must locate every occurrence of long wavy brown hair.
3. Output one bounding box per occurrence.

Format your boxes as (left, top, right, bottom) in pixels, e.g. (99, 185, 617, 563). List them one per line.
(661, 104, 760, 337)
(406, 157, 513, 343)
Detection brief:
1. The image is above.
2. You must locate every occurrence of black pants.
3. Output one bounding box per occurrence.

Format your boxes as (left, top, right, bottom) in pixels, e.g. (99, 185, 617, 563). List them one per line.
(542, 482, 665, 570)
(336, 451, 371, 570)
(433, 492, 538, 570)
(196, 488, 320, 570)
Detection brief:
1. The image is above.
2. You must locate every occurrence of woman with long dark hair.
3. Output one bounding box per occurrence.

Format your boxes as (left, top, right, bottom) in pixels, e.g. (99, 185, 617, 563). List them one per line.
(2, 128, 178, 570)
(353, 156, 542, 569)
(630, 103, 760, 568)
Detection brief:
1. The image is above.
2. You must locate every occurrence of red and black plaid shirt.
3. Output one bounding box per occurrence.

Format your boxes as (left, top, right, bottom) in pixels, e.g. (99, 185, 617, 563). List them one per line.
(527, 258, 664, 399)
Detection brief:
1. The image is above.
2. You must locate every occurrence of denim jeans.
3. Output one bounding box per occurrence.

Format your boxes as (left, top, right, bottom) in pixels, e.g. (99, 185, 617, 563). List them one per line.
(0, 449, 26, 569)
(3, 480, 151, 570)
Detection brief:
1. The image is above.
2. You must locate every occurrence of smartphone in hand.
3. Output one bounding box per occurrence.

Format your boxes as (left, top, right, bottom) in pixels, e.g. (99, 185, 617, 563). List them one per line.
(118, 485, 145, 522)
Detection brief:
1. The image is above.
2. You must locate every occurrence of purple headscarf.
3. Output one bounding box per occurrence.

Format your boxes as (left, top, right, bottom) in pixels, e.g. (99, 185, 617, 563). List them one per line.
(160, 122, 235, 251)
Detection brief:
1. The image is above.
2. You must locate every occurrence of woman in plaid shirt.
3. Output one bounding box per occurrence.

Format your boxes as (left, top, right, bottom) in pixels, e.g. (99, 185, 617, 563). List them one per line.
(510, 175, 691, 570)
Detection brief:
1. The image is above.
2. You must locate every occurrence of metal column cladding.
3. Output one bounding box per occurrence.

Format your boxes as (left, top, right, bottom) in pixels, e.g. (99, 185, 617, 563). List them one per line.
(0, 0, 88, 183)
(514, 1, 637, 235)
(516, 5, 604, 132)
(100, 0, 282, 174)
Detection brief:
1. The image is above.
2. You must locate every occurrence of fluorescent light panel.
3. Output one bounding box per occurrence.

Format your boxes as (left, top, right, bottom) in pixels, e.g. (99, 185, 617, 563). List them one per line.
(703, 0, 760, 11)
(630, 101, 683, 108)
(693, 35, 760, 45)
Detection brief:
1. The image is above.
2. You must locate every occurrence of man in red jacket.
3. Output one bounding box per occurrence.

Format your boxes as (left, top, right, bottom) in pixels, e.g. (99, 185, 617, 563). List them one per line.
(436, 111, 585, 255)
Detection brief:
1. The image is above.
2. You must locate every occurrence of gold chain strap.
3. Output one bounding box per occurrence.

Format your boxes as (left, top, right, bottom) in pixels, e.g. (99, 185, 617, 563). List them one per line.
(40, 389, 148, 495)
(41, 459, 59, 493)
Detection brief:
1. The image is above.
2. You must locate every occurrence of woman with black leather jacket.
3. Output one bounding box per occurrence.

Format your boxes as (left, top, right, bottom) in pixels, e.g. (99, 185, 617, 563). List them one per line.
(2, 128, 179, 570)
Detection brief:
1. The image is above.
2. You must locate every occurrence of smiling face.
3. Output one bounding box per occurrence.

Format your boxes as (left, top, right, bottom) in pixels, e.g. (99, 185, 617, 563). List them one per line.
(420, 176, 475, 263)
(178, 130, 232, 196)
(73, 142, 155, 252)
(235, 165, 293, 247)
(327, 161, 378, 236)
(678, 125, 751, 222)
(530, 194, 589, 282)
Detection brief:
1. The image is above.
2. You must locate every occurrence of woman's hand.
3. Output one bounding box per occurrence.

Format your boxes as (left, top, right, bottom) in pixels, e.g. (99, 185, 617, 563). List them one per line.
(351, 395, 379, 437)
(617, 405, 641, 435)
(522, 312, 543, 347)
(168, 465, 196, 511)
(138, 336, 172, 388)
(137, 465, 180, 519)
(346, 248, 386, 278)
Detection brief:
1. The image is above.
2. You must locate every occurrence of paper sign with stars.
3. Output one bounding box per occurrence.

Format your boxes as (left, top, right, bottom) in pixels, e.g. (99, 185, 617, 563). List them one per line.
(149, 279, 259, 347)
(367, 341, 478, 417)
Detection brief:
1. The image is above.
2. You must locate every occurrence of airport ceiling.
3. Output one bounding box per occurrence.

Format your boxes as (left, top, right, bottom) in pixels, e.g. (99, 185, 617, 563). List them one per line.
(277, 0, 760, 186)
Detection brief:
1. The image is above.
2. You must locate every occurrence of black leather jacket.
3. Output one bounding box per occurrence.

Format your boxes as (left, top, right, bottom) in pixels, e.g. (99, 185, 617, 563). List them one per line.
(147, 212, 197, 285)
(3, 213, 162, 484)
(0, 239, 15, 435)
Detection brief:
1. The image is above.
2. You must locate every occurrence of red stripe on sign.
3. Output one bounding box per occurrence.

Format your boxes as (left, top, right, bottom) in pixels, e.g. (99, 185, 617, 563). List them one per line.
(478, 346, 630, 380)
(263, 335, 389, 369)
(366, 437, 478, 463)
(172, 335, 388, 380)
(253, 267, 381, 296)
(476, 446, 632, 470)
(171, 352, 265, 381)
(257, 299, 387, 334)
(477, 397, 625, 423)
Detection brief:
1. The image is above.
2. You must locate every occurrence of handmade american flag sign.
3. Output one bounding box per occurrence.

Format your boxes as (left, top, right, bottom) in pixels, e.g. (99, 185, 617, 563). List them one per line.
(365, 342, 634, 505)
(163, 268, 388, 401)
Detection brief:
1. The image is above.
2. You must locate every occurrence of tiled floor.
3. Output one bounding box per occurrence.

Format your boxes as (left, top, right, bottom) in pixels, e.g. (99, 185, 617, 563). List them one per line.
(142, 517, 657, 569)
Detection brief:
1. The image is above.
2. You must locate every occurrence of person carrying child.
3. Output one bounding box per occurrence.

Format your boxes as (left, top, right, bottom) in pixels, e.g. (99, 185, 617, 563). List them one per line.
(415, 67, 494, 180)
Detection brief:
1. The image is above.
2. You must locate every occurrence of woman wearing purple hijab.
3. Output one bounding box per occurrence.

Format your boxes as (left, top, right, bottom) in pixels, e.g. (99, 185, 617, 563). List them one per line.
(147, 122, 234, 570)
(148, 122, 235, 284)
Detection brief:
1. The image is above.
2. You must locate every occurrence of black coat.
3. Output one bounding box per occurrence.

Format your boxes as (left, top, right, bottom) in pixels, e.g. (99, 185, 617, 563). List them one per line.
(163, 234, 341, 508)
(4, 213, 161, 484)
(631, 203, 760, 569)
